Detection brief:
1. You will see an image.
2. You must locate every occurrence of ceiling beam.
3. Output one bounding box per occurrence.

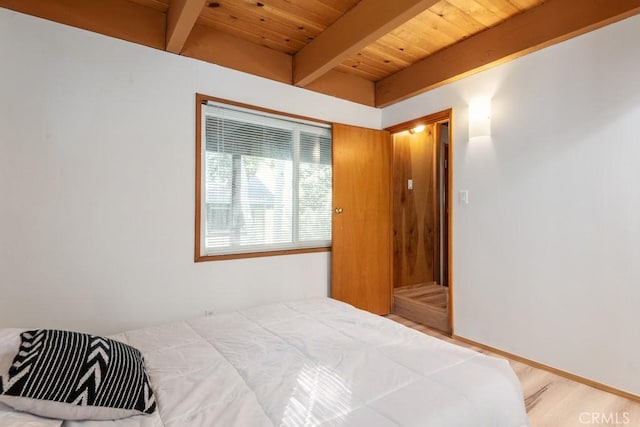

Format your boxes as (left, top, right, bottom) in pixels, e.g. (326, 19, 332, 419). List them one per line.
(182, 24, 292, 84)
(165, 0, 207, 53)
(0, 0, 165, 50)
(305, 70, 375, 106)
(293, 0, 436, 87)
(376, 0, 640, 107)
(181, 25, 376, 106)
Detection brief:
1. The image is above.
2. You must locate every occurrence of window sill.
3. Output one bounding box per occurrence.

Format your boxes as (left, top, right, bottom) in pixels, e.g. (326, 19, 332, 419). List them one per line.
(195, 246, 331, 262)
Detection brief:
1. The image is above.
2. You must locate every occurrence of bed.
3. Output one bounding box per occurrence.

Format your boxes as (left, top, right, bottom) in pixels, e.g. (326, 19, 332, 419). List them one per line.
(0, 298, 529, 426)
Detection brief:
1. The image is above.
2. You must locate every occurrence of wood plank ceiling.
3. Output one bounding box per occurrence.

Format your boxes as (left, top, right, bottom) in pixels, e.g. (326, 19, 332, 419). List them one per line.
(2, 0, 640, 107)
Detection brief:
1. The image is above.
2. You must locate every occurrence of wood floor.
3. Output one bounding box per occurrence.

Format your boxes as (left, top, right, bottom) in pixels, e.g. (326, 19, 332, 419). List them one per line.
(387, 314, 640, 427)
(393, 282, 450, 333)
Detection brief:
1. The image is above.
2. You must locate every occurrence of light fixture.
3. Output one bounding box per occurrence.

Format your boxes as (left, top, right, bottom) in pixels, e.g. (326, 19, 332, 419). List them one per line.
(468, 97, 491, 139)
(409, 124, 426, 134)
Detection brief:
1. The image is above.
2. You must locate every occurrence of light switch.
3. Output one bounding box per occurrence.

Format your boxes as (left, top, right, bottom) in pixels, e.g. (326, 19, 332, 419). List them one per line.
(408, 179, 413, 190)
(459, 190, 469, 204)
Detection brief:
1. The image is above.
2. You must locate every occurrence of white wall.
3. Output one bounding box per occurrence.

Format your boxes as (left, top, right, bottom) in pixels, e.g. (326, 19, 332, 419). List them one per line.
(384, 14, 640, 395)
(0, 9, 381, 335)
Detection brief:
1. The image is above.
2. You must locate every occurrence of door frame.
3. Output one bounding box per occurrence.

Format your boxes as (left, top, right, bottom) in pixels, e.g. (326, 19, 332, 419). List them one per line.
(385, 108, 454, 332)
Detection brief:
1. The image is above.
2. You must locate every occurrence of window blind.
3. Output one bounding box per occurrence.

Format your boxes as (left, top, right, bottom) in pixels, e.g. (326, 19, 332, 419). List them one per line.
(201, 102, 332, 256)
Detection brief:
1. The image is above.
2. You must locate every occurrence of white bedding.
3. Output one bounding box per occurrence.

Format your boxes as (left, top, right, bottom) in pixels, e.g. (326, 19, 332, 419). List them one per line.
(0, 298, 529, 426)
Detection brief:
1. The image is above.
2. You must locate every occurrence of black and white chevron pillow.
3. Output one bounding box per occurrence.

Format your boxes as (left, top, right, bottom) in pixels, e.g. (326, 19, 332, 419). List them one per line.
(0, 329, 156, 421)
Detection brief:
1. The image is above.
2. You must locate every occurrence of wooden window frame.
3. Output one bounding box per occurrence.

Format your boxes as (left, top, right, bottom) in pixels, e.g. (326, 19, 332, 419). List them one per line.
(195, 93, 332, 262)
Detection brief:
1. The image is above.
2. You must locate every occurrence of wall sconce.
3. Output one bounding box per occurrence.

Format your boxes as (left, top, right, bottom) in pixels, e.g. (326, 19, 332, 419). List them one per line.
(468, 97, 491, 139)
(409, 125, 425, 134)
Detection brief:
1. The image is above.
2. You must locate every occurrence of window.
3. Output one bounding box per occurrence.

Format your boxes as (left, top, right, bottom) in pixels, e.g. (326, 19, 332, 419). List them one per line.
(196, 97, 332, 259)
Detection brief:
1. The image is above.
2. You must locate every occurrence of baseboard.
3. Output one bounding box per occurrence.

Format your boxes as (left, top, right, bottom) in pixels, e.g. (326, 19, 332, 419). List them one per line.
(452, 334, 640, 404)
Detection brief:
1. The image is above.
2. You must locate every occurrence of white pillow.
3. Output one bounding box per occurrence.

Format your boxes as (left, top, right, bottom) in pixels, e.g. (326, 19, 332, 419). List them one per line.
(0, 329, 156, 421)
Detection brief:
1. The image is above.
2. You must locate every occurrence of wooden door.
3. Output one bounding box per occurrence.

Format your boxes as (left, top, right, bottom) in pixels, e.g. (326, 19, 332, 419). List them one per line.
(331, 123, 392, 315)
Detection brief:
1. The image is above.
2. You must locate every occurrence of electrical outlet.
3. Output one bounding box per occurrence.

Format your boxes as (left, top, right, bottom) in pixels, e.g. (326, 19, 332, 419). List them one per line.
(204, 310, 214, 317)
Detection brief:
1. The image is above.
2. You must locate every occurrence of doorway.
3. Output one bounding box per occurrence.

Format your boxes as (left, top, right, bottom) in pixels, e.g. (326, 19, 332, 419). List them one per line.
(386, 110, 453, 333)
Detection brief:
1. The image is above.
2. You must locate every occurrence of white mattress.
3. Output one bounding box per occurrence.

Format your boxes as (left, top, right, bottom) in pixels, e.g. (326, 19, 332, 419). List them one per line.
(0, 298, 529, 426)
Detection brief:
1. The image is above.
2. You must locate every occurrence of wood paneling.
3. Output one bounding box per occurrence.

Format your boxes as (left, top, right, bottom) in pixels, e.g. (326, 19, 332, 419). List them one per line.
(392, 126, 439, 289)
(293, 0, 437, 86)
(376, 0, 640, 106)
(331, 124, 392, 315)
(196, 0, 360, 54)
(337, 0, 544, 81)
(5, 0, 639, 107)
(387, 109, 453, 331)
(0, 0, 166, 50)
